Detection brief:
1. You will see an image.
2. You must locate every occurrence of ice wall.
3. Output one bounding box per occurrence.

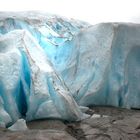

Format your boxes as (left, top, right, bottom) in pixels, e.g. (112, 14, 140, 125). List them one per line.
(0, 29, 88, 126)
(0, 12, 140, 126)
(61, 23, 140, 109)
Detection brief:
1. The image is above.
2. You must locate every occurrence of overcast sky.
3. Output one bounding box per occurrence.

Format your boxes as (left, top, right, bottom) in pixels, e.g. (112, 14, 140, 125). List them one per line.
(0, 0, 140, 24)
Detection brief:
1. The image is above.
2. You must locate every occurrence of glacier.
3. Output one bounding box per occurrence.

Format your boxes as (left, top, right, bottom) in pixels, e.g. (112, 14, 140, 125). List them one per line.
(0, 12, 140, 127)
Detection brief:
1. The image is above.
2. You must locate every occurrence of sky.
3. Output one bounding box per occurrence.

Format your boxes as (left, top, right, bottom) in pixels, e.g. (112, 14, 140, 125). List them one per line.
(0, 0, 140, 24)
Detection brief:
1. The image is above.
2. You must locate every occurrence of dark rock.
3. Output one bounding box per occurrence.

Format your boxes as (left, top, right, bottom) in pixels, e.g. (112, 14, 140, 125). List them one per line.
(27, 119, 67, 131)
(1, 106, 140, 140)
(0, 130, 76, 140)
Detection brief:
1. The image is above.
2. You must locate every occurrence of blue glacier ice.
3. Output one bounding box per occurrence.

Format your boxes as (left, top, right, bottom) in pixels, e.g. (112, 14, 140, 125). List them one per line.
(0, 12, 140, 127)
(8, 119, 28, 131)
(62, 23, 140, 108)
(0, 29, 88, 126)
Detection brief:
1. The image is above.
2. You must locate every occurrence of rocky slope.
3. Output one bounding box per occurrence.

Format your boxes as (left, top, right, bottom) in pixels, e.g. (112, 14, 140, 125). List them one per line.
(0, 106, 140, 140)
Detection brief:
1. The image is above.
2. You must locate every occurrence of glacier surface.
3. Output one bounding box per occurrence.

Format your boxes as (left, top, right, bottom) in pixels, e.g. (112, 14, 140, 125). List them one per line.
(0, 12, 140, 126)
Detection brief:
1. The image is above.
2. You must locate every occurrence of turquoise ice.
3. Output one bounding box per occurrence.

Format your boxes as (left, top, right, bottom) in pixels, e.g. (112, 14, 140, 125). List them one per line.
(0, 12, 140, 126)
